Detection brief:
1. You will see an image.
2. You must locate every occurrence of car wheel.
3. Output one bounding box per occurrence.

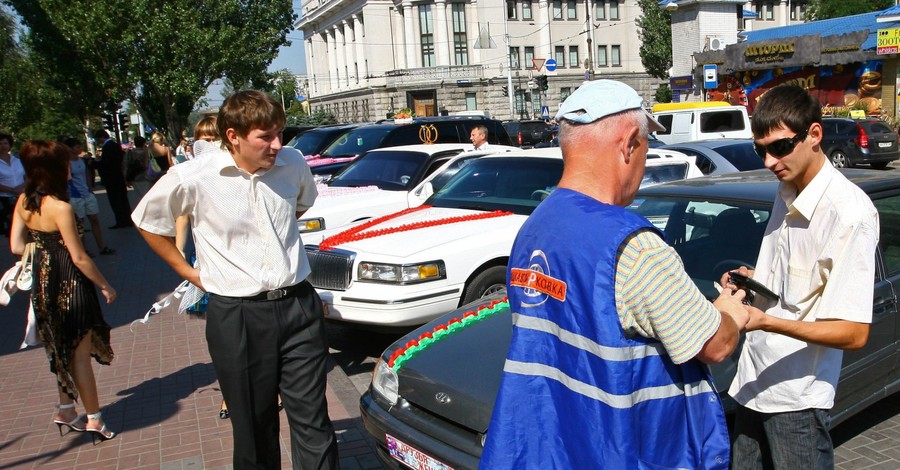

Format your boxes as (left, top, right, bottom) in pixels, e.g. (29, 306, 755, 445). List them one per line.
(461, 266, 507, 305)
(830, 151, 850, 168)
(872, 161, 890, 170)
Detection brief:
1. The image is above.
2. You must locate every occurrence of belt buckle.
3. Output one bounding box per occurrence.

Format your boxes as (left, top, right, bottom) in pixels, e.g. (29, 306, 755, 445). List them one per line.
(266, 288, 287, 301)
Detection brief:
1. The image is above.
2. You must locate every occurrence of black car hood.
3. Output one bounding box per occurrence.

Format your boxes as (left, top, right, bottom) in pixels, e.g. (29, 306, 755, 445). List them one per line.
(395, 308, 513, 433)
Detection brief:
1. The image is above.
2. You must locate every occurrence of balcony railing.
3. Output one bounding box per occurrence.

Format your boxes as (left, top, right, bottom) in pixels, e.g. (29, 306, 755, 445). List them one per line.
(384, 65, 484, 87)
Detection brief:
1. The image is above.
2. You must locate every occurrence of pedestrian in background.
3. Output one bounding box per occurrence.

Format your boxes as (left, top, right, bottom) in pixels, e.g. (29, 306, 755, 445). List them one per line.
(480, 80, 750, 469)
(63, 137, 115, 256)
(725, 85, 878, 469)
(11, 140, 117, 443)
(0, 132, 25, 236)
(92, 130, 133, 229)
(148, 132, 173, 185)
(133, 90, 337, 469)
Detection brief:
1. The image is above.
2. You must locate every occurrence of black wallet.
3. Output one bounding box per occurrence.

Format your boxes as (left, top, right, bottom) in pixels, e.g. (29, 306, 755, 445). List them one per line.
(729, 272, 779, 303)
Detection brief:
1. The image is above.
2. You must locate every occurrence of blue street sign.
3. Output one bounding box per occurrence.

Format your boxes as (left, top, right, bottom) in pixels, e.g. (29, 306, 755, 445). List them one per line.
(296, 95, 306, 101)
(703, 64, 718, 90)
(545, 59, 557, 72)
(541, 106, 550, 119)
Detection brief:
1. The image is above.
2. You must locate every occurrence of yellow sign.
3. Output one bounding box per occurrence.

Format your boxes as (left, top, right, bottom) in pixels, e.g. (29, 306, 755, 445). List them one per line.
(877, 28, 900, 55)
(850, 110, 867, 119)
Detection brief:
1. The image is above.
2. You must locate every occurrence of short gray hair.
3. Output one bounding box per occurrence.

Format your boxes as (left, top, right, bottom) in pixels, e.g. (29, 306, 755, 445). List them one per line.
(558, 109, 649, 149)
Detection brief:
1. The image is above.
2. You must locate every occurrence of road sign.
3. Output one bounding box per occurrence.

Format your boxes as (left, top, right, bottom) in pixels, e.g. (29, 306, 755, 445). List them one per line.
(545, 58, 557, 72)
(703, 64, 718, 90)
(877, 28, 900, 55)
(532, 58, 545, 72)
(541, 106, 550, 120)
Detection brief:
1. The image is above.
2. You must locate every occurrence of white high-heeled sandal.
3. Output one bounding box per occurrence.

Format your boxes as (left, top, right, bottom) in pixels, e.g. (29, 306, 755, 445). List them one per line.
(53, 403, 85, 435)
(85, 411, 116, 444)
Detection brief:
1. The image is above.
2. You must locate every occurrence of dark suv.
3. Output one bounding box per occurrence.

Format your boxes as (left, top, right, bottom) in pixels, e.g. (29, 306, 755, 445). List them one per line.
(318, 116, 512, 158)
(821, 117, 900, 169)
(502, 120, 555, 148)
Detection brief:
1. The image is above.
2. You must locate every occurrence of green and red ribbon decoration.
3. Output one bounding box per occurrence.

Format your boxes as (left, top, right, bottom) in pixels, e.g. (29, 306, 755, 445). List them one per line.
(318, 205, 513, 251)
(387, 297, 509, 372)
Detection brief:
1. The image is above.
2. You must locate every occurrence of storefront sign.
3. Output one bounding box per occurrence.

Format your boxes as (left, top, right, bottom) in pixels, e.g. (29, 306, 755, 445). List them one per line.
(670, 75, 693, 91)
(744, 42, 796, 63)
(877, 28, 900, 55)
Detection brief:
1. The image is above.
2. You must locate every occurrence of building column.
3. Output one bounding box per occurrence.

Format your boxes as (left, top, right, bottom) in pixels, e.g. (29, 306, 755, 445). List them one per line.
(305, 38, 315, 96)
(434, 0, 450, 66)
(778, 0, 788, 26)
(319, 32, 332, 94)
(538, 0, 552, 63)
(328, 29, 338, 92)
(334, 25, 346, 90)
(353, 14, 367, 83)
(342, 19, 356, 84)
(403, 1, 418, 68)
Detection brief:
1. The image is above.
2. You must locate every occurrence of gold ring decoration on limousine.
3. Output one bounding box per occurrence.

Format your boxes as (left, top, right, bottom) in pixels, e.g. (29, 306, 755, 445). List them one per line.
(419, 124, 439, 144)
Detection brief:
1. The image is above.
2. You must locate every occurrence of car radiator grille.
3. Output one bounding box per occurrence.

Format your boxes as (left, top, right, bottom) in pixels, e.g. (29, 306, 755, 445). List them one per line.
(305, 247, 355, 291)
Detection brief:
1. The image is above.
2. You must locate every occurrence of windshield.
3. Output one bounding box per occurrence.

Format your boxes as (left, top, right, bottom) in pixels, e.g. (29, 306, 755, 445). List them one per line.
(713, 142, 765, 172)
(642, 163, 689, 187)
(329, 151, 430, 190)
(291, 129, 337, 156)
(321, 127, 393, 158)
(626, 196, 771, 299)
(429, 157, 563, 216)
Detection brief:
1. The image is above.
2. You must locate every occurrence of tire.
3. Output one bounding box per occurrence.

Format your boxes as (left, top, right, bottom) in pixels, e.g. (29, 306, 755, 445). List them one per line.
(460, 266, 507, 305)
(872, 161, 890, 170)
(830, 151, 850, 168)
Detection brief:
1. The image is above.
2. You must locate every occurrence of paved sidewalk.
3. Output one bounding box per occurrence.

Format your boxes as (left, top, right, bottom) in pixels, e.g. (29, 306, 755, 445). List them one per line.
(0, 187, 383, 470)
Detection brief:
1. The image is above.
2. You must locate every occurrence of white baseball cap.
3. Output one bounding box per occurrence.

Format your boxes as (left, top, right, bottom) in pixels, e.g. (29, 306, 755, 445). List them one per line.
(555, 79, 665, 132)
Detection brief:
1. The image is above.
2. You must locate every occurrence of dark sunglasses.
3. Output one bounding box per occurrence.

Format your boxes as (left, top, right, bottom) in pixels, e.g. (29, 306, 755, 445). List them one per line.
(753, 127, 809, 159)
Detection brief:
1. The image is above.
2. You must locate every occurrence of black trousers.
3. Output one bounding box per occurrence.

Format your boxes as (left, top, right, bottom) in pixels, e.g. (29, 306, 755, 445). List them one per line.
(206, 281, 339, 470)
(99, 172, 132, 226)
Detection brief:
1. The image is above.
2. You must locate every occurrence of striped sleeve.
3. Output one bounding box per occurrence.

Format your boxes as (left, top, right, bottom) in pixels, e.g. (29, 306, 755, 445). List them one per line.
(614, 229, 721, 364)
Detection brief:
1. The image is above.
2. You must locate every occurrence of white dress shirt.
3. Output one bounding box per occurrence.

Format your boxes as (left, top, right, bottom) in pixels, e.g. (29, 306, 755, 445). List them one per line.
(0, 155, 25, 197)
(132, 146, 318, 297)
(729, 162, 879, 412)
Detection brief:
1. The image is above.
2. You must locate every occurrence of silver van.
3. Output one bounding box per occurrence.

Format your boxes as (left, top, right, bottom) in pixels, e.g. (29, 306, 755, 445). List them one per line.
(652, 102, 752, 144)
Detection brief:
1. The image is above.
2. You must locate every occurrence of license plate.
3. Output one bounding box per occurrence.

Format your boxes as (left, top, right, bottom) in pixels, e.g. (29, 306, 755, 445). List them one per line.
(385, 434, 454, 470)
(879, 142, 893, 148)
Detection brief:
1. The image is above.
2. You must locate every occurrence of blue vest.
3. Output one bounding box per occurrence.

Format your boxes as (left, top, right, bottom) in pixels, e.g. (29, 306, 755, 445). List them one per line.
(480, 189, 729, 469)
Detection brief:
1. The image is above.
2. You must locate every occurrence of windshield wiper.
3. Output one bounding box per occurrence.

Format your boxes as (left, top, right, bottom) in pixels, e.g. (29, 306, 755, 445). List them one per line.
(457, 205, 491, 211)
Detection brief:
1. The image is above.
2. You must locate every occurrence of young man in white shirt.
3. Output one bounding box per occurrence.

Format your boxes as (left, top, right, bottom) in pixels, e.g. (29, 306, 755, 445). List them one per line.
(724, 85, 879, 469)
(132, 91, 337, 470)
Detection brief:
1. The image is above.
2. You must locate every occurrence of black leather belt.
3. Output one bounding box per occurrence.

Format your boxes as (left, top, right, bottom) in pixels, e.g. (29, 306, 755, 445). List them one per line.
(234, 283, 302, 301)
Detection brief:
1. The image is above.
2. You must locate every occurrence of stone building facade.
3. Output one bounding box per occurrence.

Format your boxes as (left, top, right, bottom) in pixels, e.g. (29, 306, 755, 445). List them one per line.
(296, 0, 662, 122)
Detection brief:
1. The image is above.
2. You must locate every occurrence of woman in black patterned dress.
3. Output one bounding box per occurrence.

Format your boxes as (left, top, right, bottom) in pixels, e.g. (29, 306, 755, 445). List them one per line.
(10, 141, 117, 442)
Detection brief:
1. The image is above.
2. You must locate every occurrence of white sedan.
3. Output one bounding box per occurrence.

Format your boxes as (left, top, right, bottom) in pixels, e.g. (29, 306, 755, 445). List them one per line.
(304, 148, 701, 327)
(299, 144, 518, 233)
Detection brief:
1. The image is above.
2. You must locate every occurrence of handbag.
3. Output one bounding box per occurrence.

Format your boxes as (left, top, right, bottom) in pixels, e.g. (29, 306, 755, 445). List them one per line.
(0, 260, 21, 306)
(147, 155, 163, 180)
(16, 242, 35, 291)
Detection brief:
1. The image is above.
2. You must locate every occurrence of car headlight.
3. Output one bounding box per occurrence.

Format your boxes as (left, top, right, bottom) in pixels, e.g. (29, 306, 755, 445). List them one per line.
(299, 217, 325, 233)
(371, 358, 399, 405)
(358, 260, 445, 284)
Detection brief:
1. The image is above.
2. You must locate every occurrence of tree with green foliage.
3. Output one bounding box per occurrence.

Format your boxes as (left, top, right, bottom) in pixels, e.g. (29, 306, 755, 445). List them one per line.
(655, 84, 673, 103)
(636, 0, 673, 80)
(7, 0, 295, 145)
(805, 0, 893, 20)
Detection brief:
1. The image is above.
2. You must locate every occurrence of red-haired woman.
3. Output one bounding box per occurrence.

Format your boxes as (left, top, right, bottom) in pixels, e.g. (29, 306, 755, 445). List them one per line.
(10, 140, 117, 443)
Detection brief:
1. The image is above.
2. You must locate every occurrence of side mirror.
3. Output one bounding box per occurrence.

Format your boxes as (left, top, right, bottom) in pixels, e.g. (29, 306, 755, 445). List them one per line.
(416, 181, 434, 199)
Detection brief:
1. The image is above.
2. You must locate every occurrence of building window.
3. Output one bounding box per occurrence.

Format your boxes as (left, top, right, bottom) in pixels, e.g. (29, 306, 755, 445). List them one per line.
(522, 0, 533, 20)
(506, 1, 517, 20)
(765, 2, 774, 20)
(595, 0, 606, 20)
(525, 46, 535, 69)
(561, 87, 571, 101)
(419, 5, 435, 67)
(553, 0, 563, 19)
(452, 3, 468, 65)
(567, 0, 577, 19)
(509, 46, 521, 69)
(569, 46, 579, 68)
(466, 92, 477, 111)
(597, 45, 608, 66)
(610, 0, 619, 20)
(611, 45, 621, 66)
(515, 90, 527, 116)
(555, 46, 565, 67)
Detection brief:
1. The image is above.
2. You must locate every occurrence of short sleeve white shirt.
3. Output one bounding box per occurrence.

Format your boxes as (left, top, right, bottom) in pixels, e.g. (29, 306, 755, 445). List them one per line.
(132, 146, 318, 297)
(729, 162, 879, 412)
(0, 155, 25, 197)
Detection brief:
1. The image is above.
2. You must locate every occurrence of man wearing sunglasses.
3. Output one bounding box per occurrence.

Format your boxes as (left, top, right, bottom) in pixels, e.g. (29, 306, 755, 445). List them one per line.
(725, 85, 880, 469)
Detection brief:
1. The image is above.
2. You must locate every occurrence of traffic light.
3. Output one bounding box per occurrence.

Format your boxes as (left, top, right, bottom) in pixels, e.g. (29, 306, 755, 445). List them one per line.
(538, 75, 549, 91)
(501, 85, 509, 97)
(102, 114, 115, 130)
(118, 113, 130, 130)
